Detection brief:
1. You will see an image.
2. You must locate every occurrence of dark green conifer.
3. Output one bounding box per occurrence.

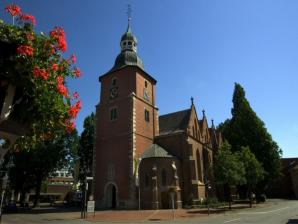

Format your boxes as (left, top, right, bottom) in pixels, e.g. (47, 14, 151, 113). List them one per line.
(219, 83, 282, 191)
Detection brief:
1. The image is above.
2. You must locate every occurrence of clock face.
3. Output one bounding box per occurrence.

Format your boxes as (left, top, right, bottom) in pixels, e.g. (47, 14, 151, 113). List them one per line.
(110, 87, 118, 99)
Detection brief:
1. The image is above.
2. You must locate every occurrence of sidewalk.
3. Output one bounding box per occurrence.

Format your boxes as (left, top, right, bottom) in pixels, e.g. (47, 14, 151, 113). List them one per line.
(86, 203, 270, 222)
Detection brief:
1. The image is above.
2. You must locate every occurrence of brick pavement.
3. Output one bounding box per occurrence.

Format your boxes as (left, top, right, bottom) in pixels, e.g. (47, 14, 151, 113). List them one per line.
(85, 203, 271, 222)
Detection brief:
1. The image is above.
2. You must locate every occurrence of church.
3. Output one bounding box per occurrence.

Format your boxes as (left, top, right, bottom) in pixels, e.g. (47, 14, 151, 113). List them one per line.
(94, 20, 222, 209)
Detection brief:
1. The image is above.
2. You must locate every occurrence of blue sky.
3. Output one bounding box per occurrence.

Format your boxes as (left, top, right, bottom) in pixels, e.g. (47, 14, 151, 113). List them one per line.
(1, 1, 297, 158)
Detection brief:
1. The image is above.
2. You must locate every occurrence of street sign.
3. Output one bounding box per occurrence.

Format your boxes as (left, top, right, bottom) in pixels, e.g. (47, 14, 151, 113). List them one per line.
(86, 176, 93, 180)
(87, 200, 95, 213)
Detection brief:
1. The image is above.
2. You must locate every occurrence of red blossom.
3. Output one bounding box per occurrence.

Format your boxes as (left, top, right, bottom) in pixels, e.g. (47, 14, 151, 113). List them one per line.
(26, 33, 34, 41)
(32, 66, 49, 80)
(5, 3, 21, 17)
(68, 106, 78, 118)
(50, 27, 67, 52)
(44, 41, 55, 55)
(17, 45, 33, 56)
(74, 67, 81, 77)
(57, 84, 68, 96)
(70, 54, 76, 64)
(75, 100, 81, 109)
(51, 64, 59, 72)
(67, 100, 81, 119)
(72, 92, 79, 99)
(58, 39, 67, 52)
(20, 13, 36, 26)
(56, 75, 64, 84)
(65, 119, 75, 133)
(50, 27, 65, 40)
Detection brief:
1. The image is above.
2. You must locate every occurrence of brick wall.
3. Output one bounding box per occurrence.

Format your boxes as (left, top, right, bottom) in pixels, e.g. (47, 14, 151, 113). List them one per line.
(94, 66, 157, 209)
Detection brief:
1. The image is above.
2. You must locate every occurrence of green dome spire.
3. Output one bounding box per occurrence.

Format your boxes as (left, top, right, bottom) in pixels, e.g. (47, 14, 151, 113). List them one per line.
(120, 18, 138, 52)
(109, 18, 144, 72)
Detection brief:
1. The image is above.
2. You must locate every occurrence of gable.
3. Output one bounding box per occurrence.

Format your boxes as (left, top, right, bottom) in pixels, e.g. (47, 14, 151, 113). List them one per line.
(187, 105, 201, 140)
(199, 118, 210, 143)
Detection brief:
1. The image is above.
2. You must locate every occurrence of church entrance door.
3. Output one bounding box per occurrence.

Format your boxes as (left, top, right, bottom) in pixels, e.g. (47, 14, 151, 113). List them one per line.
(106, 184, 117, 209)
(161, 191, 169, 209)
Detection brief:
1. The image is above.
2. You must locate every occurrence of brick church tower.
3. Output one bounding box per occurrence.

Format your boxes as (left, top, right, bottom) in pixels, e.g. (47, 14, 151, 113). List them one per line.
(94, 19, 159, 209)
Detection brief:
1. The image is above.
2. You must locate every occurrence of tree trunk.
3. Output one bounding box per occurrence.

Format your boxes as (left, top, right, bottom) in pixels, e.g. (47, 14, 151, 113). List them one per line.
(20, 190, 25, 205)
(249, 189, 252, 208)
(33, 178, 42, 208)
(224, 184, 232, 210)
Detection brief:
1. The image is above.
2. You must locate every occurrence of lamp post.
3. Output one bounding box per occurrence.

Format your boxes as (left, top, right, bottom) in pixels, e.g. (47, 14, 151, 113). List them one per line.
(80, 165, 88, 219)
(205, 179, 211, 215)
(80, 164, 93, 220)
(170, 161, 179, 220)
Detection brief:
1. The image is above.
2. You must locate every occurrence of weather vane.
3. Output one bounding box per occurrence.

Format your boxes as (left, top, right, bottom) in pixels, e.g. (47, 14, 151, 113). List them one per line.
(127, 4, 132, 23)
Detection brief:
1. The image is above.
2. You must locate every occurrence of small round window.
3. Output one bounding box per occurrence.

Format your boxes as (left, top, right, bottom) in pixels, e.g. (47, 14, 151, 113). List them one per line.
(128, 41, 132, 46)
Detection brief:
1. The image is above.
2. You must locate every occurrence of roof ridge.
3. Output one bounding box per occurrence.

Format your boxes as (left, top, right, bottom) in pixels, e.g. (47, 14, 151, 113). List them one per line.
(159, 108, 190, 118)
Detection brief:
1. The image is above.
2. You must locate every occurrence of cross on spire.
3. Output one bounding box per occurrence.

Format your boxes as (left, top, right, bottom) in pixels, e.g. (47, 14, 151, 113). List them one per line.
(191, 97, 194, 105)
(127, 4, 132, 24)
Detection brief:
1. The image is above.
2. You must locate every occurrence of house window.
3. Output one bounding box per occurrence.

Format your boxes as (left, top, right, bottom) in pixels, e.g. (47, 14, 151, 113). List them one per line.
(110, 108, 117, 121)
(161, 169, 167, 186)
(144, 109, 150, 122)
(145, 80, 148, 88)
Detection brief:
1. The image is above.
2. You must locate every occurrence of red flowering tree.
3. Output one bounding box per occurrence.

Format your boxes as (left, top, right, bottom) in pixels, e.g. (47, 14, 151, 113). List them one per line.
(0, 3, 81, 138)
(0, 4, 83, 206)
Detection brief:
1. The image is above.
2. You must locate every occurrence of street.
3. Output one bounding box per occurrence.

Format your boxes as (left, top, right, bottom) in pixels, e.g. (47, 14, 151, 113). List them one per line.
(191, 199, 298, 224)
(2, 199, 298, 224)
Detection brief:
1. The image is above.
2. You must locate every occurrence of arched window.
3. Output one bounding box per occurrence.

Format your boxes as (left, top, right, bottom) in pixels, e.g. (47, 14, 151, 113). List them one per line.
(161, 169, 167, 186)
(196, 150, 203, 181)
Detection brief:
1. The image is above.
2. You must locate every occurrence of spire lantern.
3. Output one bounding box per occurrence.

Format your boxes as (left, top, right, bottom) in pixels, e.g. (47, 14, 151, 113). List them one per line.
(108, 5, 144, 73)
(120, 5, 137, 52)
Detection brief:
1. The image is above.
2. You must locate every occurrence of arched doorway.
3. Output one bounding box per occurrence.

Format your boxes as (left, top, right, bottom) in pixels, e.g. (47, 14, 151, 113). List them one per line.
(106, 184, 117, 209)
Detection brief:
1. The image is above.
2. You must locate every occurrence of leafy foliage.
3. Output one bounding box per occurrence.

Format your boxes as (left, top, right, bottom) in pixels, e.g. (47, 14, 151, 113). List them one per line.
(219, 83, 282, 189)
(7, 130, 79, 207)
(214, 141, 246, 186)
(78, 113, 95, 182)
(235, 146, 264, 191)
(0, 4, 81, 137)
(214, 141, 246, 209)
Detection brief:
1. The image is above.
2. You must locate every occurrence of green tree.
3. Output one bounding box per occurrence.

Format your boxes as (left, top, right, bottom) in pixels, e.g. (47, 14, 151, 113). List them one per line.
(78, 113, 95, 183)
(219, 83, 282, 192)
(7, 130, 79, 207)
(214, 141, 246, 209)
(235, 146, 264, 207)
